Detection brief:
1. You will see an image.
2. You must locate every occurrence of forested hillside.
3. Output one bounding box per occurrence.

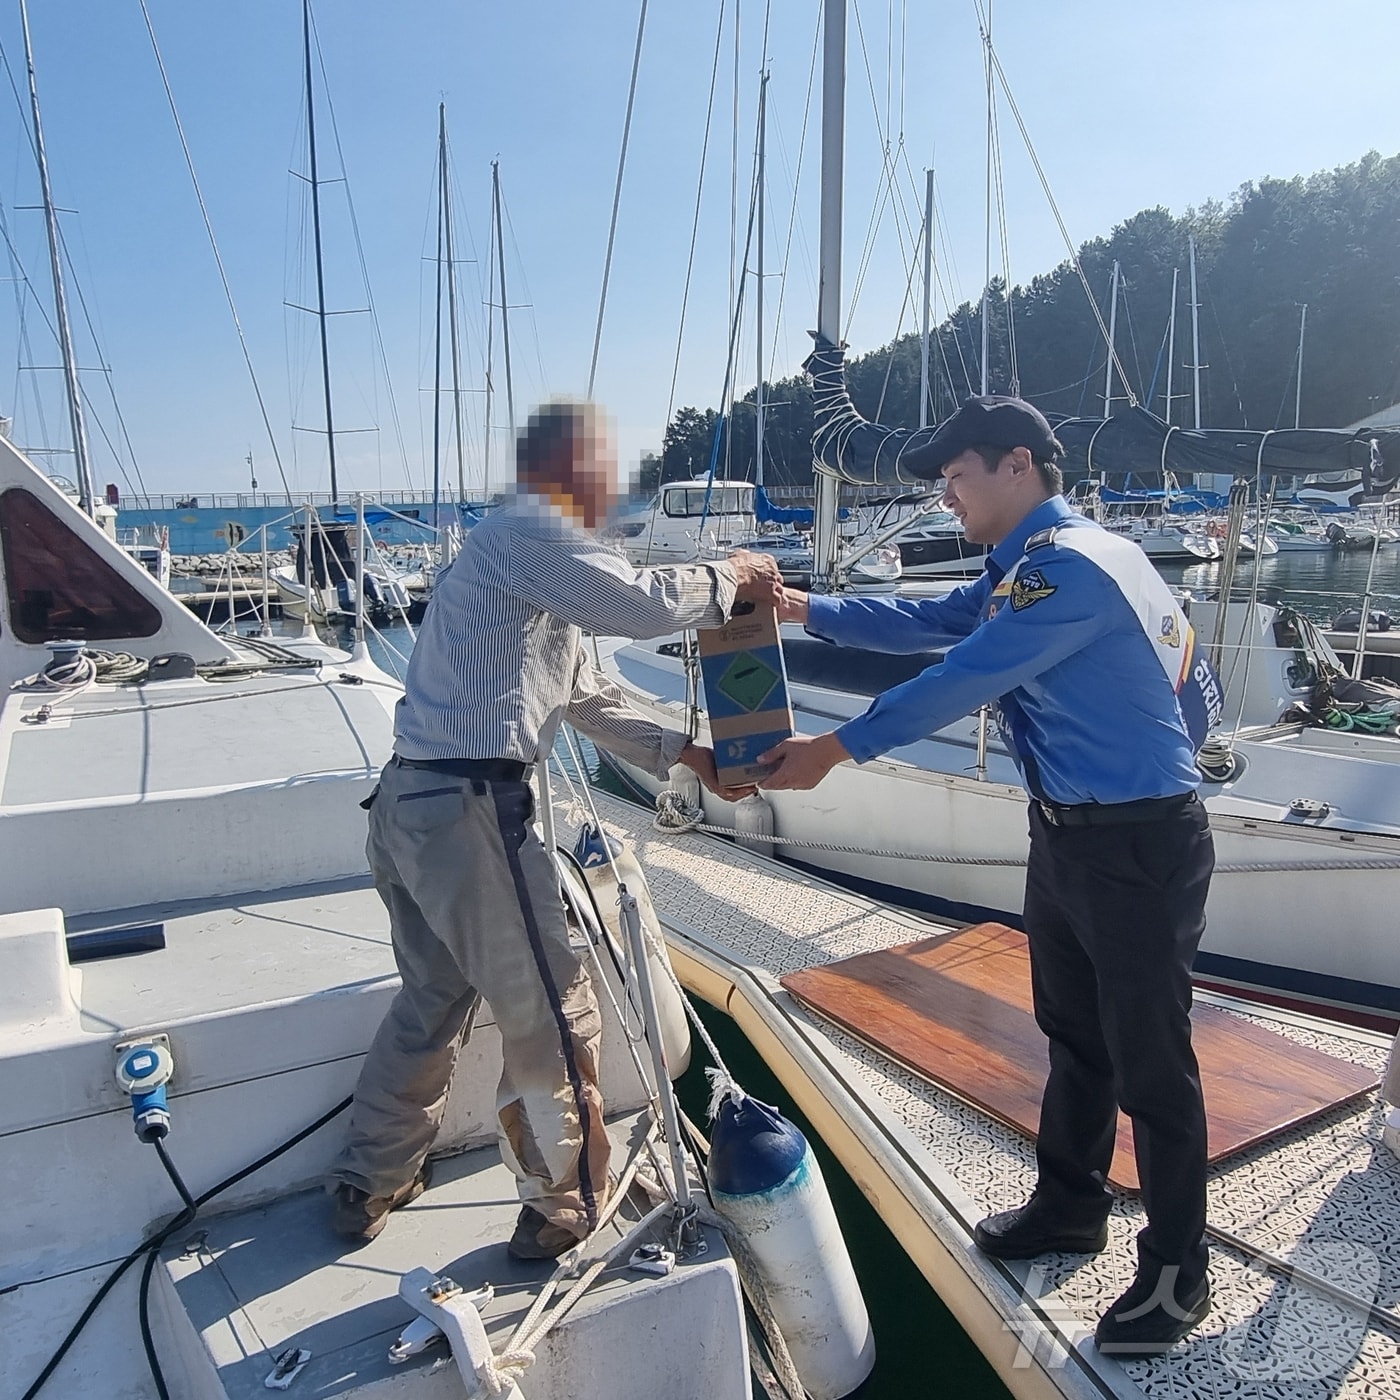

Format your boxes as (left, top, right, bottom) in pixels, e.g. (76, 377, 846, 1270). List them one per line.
(648, 151, 1400, 493)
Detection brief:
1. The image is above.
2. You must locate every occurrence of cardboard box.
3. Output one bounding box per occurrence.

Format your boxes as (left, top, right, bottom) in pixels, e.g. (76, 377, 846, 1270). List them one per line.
(697, 601, 795, 787)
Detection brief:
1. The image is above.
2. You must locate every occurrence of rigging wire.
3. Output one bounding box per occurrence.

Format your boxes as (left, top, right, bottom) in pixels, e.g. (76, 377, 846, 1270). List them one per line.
(764, 12, 822, 385)
(988, 71, 1019, 394)
(587, 0, 649, 398)
(57, 216, 149, 496)
(0, 195, 56, 456)
(981, 0, 993, 392)
(907, 146, 978, 399)
(137, 1, 293, 499)
(845, 0, 923, 338)
(1203, 276, 1249, 427)
(310, 10, 414, 492)
(900, 147, 976, 401)
(0, 191, 57, 465)
(972, 2, 1138, 407)
(500, 185, 550, 396)
(0, 40, 146, 496)
(1118, 280, 1145, 404)
(725, 0, 741, 480)
(662, 1, 729, 461)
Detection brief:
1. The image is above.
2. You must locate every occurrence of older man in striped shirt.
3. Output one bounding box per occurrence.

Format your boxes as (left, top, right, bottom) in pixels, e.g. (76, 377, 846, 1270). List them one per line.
(329, 399, 781, 1258)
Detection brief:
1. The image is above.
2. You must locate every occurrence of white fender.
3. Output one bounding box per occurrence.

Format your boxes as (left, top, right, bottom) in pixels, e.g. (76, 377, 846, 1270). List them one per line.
(733, 791, 775, 858)
(709, 1095, 875, 1399)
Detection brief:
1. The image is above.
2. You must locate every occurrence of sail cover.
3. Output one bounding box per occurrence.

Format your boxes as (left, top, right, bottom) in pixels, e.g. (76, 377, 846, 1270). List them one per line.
(807, 340, 1400, 502)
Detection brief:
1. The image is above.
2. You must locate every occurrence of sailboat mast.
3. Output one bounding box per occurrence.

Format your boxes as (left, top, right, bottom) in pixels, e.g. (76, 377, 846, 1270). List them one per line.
(1103, 260, 1120, 418)
(1164, 267, 1178, 426)
(482, 173, 495, 499)
(919, 167, 934, 430)
(1189, 234, 1202, 431)
(980, 0, 992, 397)
(492, 162, 516, 447)
(755, 71, 768, 490)
(1294, 302, 1307, 429)
(20, 0, 95, 517)
(431, 109, 446, 532)
(302, 0, 339, 505)
(812, 0, 846, 586)
(442, 118, 467, 506)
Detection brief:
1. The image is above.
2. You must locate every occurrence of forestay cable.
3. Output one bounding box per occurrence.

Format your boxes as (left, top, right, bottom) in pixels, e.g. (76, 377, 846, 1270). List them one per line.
(138, 1, 293, 498)
(588, 0, 649, 397)
(971, 0, 1137, 406)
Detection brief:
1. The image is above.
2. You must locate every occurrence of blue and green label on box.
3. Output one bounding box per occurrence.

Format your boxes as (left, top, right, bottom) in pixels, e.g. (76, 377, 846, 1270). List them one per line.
(697, 603, 795, 786)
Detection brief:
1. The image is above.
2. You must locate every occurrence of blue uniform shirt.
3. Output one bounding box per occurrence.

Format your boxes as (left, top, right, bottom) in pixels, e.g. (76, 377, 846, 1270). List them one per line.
(805, 496, 1212, 805)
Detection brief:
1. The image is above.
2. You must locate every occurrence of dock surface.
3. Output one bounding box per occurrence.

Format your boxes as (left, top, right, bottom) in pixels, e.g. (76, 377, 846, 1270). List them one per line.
(560, 783, 1400, 1400)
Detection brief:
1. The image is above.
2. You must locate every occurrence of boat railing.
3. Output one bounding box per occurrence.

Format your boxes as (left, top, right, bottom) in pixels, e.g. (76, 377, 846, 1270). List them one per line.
(118, 489, 499, 512)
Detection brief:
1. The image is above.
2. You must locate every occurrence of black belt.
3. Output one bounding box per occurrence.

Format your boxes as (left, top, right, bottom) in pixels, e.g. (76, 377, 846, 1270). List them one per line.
(394, 755, 529, 782)
(1036, 791, 1197, 828)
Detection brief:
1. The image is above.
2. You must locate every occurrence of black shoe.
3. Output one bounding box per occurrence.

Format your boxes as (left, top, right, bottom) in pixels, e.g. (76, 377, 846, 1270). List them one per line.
(1095, 1271, 1211, 1353)
(973, 1198, 1109, 1259)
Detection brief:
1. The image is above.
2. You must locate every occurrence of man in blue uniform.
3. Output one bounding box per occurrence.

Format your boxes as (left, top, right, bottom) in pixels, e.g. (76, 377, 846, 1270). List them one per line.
(760, 394, 1220, 1353)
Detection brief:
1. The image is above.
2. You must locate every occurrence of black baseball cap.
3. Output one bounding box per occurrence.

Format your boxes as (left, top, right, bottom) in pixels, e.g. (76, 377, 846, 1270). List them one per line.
(906, 395, 1064, 480)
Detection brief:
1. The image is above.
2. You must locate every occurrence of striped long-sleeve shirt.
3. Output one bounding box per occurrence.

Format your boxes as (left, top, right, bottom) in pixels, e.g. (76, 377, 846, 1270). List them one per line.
(394, 493, 737, 776)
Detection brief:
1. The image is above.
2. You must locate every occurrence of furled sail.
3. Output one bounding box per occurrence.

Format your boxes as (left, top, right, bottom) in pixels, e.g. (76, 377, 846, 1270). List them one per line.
(807, 339, 941, 488)
(807, 337, 1400, 503)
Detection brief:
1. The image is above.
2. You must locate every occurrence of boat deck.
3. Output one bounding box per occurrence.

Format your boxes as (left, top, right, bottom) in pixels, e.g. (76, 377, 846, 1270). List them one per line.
(158, 1112, 744, 1400)
(559, 784, 1400, 1400)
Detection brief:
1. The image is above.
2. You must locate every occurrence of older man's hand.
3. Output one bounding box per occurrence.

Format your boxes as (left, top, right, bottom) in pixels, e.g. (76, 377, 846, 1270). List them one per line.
(678, 741, 757, 802)
(728, 549, 783, 607)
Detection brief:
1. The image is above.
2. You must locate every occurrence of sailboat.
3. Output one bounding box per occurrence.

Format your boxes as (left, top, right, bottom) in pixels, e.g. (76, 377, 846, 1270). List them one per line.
(3, 10, 884, 1397)
(269, 0, 415, 629)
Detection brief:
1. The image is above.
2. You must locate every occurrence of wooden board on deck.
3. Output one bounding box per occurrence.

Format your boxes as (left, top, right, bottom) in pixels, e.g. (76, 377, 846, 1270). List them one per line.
(781, 923, 1379, 1191)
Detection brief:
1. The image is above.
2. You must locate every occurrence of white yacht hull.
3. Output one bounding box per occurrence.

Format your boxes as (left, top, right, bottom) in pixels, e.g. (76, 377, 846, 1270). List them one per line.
(596, 633, 1400, 1020)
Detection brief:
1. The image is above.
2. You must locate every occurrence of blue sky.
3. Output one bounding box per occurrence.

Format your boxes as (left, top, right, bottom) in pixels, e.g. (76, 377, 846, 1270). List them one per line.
(1, 0, 1397, 500)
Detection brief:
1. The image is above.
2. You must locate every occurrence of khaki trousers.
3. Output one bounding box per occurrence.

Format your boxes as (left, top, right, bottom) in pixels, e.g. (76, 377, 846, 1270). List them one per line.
(329, 758, 611, 1235)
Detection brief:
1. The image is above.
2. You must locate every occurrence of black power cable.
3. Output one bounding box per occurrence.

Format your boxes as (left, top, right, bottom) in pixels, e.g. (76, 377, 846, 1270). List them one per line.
(20, 1094, 352, 1400)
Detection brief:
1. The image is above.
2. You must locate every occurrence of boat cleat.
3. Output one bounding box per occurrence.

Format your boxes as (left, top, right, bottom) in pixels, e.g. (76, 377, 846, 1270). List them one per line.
(628, 1242, 676, 1276)
(387, 1313, 446, 1365)
(395, 1268, 521, 1398)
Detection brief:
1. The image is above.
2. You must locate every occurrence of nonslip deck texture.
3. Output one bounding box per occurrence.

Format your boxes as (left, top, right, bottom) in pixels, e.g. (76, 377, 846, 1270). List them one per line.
(781, 922, 1379, 1191)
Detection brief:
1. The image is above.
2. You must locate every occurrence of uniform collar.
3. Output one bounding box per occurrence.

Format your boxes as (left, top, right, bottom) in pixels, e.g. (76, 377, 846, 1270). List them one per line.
(986, 495, 1073, 582)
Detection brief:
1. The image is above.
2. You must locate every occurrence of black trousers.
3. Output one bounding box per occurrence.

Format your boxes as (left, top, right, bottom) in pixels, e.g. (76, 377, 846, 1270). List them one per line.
(1023, 798, 1214, 1285)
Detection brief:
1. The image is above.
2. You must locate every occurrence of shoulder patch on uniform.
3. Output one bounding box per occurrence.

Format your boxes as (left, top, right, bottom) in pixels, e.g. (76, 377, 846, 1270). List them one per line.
(1158, 612, 1182, 648)
(1024, 526, 1058, 551)
(1009, 568, 1056, 612)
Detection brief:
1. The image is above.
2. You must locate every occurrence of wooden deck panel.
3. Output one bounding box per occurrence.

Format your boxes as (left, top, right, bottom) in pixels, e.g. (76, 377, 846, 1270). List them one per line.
(781, 922, 1380, 1190)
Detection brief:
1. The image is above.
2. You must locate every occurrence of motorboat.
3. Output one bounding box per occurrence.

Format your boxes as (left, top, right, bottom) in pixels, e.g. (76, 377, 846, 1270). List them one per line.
(1105, 516, 1219, 560)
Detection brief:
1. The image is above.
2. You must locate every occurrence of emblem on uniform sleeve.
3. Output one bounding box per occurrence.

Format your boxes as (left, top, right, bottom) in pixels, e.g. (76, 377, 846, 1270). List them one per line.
(1159, 613, 1181, 647)
(1009, 569, 1056, 612)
